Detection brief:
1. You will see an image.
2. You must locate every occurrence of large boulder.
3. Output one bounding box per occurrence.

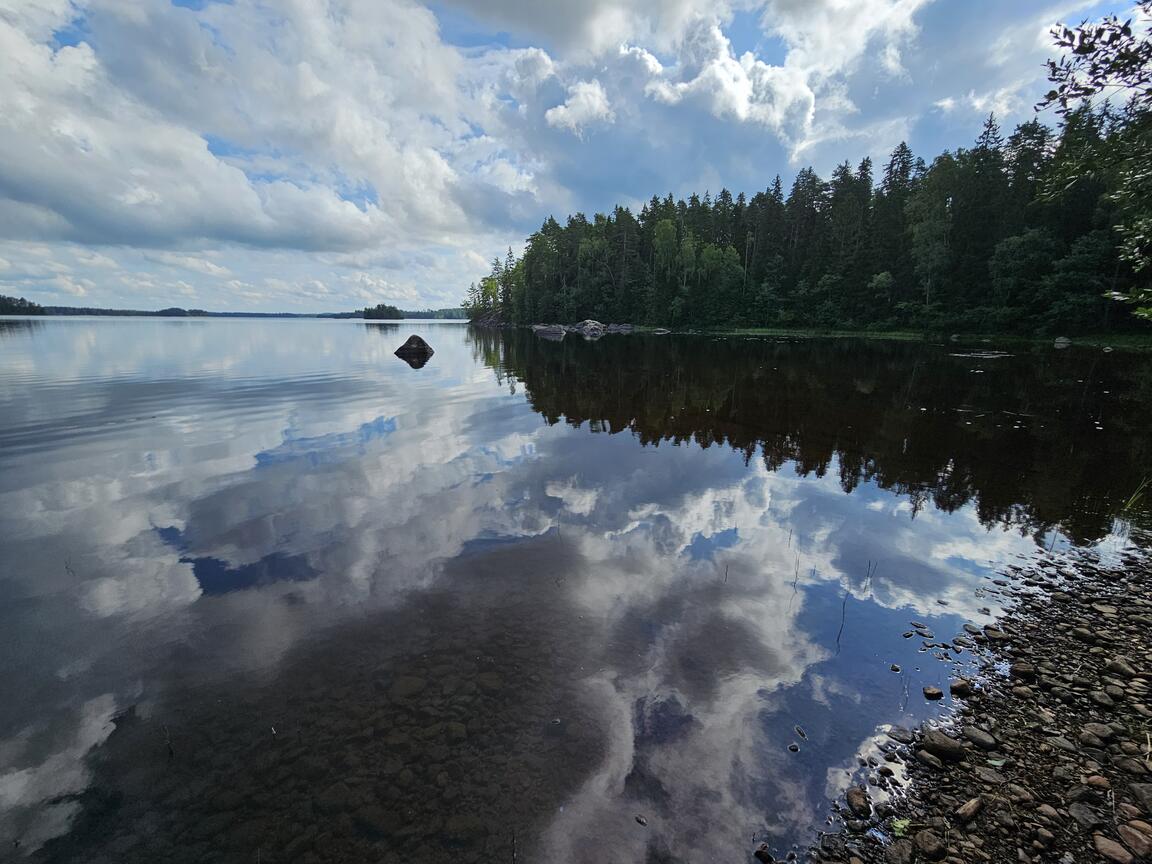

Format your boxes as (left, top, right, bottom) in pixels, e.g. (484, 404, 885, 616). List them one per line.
(572, 319, 605, 339)
(531, 324, 566, 341)
(394, 334, 434, 368)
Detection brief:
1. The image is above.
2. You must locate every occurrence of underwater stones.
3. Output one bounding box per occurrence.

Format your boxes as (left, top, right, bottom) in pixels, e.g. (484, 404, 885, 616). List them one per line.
(445, 721, 468, 742)
(444, 813, 488, 844)
(316, 782, 357, 814)
(354, 805, 401, 838)
(389, 676, 427, 699)
(476, 671, 504, 693)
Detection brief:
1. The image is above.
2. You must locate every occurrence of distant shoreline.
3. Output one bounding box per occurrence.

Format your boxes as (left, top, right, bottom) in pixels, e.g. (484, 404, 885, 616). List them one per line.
(0, 306, 466, 320)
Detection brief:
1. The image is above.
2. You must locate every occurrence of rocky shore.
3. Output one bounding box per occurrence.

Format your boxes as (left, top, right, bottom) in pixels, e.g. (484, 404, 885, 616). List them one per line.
(795, 542, 1152, 864)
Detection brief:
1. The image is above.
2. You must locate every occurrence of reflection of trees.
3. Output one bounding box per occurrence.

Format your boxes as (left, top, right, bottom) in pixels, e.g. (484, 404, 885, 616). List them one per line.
(471, 329, 1152, 544)
(0, 319, 43, 338)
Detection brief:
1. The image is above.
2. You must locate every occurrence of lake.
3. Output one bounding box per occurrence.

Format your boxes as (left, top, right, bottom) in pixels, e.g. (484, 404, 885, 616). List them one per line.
(0, 318, 1148, 863)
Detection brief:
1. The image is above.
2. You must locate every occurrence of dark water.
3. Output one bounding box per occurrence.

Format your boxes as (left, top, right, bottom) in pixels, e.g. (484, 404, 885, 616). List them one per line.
(0, 318, 1148, 863)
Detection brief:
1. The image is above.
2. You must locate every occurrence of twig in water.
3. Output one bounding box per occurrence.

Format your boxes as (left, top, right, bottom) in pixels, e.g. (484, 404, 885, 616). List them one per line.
(163, 724, 174, 759)
(835, 588, 849, 656)
(64, 557, 76, 579)
(724, 563, 729, 584)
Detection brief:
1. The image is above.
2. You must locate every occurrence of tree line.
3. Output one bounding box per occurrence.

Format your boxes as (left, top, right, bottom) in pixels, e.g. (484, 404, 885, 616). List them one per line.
(464, 11, 1151, 336)
(465, 109, 1145, 335)
(0, 294, 45, 315)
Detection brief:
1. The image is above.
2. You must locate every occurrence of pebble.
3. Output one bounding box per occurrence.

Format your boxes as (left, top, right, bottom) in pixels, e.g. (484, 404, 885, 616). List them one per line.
(887, 727, 915, 744)
(1107, 657, 1138, 678)
(914, 829, 947, 860)
(950, 678, 973, 698)
(1092, 833, 1134, 863)
(923, 686, 944, 701)
(1068, 801, 1103, 829)
(961, 726, 997, 750)
(1118, 824, 1151, 858)
(955, 796, 984, 823)
(916, 750, 945, 770)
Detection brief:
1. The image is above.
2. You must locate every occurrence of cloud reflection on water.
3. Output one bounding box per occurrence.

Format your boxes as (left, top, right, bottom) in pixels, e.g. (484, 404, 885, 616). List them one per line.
(0, 320, 1141, 860)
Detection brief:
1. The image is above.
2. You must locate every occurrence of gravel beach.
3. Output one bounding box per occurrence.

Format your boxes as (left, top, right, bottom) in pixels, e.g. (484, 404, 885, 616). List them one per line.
(797, 537, 1152, 864)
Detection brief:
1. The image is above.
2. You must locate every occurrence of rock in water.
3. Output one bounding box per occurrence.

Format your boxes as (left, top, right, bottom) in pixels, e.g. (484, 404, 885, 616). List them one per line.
(921, 728, 967, 762)
(573, 319, 605, 339)
(846, 786, 872, 818)
(531, 324, 566, 341)
(394, 334, 434, 368)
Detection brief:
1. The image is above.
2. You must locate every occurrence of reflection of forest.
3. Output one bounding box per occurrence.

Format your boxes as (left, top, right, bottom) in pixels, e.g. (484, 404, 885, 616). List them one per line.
(471, 329, 1152, 544)
(0, 319, 42, 338)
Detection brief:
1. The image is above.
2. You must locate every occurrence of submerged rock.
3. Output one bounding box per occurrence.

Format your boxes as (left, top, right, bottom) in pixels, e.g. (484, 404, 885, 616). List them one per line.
(394, 334, 434, 368)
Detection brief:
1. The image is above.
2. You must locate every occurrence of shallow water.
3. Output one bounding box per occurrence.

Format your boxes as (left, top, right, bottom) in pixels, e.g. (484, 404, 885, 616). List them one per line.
(0, 318, 1148, 863)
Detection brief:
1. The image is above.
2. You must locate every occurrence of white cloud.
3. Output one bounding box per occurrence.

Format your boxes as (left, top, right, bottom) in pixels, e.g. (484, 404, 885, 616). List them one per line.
(146, 252, 230, 277)
(645, 20, 816, 139)
(74, 250, 118, 268)
(48, 274, 90, 296)
(0, 0, 1110, 311)
(545, 80, 616, 133)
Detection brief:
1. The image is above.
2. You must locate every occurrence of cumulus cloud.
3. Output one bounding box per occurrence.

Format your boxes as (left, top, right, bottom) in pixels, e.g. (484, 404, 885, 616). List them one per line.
(545, 80, 616, 133)
(645, 20, 816, 139)
(146, 252, 230, 277)
(0, 0, 1097, 311)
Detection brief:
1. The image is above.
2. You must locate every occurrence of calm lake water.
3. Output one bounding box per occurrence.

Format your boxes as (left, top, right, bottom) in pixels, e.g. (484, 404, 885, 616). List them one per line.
(1, 318, 1149, 863)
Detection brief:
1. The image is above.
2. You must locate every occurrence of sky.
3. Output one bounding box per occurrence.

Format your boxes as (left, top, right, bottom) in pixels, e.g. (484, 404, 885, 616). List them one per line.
(0, 0, 1131, 312)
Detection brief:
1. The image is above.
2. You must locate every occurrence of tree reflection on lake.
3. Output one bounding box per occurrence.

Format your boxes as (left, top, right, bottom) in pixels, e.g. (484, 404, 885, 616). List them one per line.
(0, 319, 1146, 863)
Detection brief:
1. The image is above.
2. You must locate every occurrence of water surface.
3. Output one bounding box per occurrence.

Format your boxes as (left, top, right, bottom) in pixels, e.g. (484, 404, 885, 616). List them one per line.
(1, 318, 1148, 863)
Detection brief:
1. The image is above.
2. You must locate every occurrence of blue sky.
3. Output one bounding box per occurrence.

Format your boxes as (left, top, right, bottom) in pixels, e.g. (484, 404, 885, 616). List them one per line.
(0, 0, 1130, 311)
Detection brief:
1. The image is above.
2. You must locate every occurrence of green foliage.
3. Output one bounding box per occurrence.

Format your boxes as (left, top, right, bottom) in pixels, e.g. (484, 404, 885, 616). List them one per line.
(1039, 4, 1152, 313)
(468, 113, 1151, 336)
(0, 294, 45, 315)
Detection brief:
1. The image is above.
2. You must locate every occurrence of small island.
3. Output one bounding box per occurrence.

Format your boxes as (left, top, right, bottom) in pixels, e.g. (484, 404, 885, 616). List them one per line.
(363, 303, 403, 320)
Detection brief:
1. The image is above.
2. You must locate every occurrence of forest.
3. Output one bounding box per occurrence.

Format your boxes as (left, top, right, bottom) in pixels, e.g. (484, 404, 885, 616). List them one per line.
(0, 294, 45, 315)
(464, 106, 1148, 336)
(363, 303, 404, 319)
